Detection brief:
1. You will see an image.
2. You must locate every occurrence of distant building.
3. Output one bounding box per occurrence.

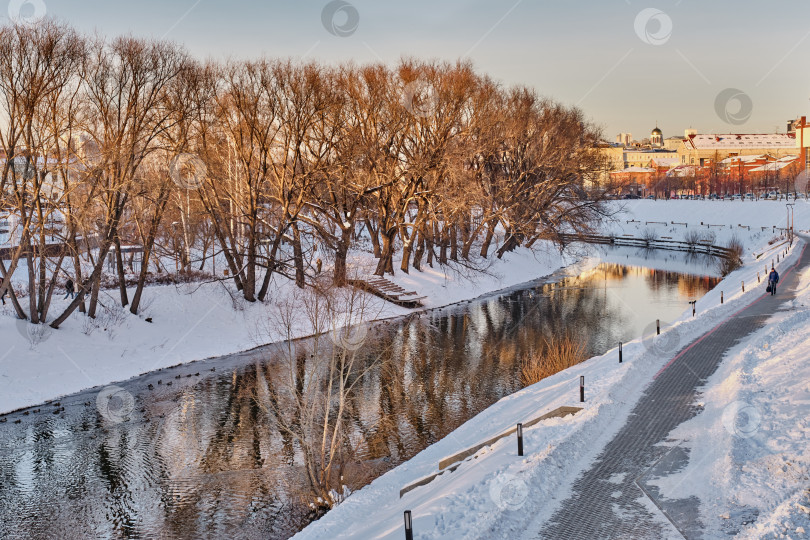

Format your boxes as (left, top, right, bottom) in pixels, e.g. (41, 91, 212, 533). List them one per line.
(651, 126, 663, 148)
(663, 136, 683, 151)
(600, 144, 625, 169)
(787, 117, 801, 134)
(624, 148, 678, 168)
(792, 116, 810, 172)
(609, 166, 657, 196)
(616, 133, 632, 146)
(677, 133, 797, 166)
(650, 156, 680, 171)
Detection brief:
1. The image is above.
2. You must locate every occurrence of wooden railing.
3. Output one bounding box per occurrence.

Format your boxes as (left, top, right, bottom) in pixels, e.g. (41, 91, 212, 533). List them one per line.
(558, 233, 737, 259)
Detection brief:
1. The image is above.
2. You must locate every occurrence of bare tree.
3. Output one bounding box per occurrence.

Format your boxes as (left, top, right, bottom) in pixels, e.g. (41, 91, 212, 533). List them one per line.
(0, 21, 85, 323)
(51, 35, 187, 327)
(256, 280, 384, 511)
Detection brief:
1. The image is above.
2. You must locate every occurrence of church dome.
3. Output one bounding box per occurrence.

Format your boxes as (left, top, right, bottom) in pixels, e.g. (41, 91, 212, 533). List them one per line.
(652, 127, 663, 136)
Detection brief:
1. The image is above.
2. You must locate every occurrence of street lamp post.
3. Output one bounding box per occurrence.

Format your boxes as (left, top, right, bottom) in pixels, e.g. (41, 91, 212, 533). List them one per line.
(786, 203, 795, 246)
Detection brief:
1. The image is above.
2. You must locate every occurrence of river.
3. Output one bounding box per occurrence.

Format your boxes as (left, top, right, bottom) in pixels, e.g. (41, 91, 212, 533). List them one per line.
(0, 247, 722, 539)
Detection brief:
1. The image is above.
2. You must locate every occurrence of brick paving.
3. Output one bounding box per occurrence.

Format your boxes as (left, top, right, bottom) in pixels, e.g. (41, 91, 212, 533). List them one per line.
(538, 243, 808, 540)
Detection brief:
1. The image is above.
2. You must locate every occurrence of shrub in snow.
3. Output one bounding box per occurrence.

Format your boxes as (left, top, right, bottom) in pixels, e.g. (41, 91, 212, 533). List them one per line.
(718, 235, 744, 276)
(521, 334, 586, 386)
(684, 229, 702, 249)
(642, 228, 658, 246)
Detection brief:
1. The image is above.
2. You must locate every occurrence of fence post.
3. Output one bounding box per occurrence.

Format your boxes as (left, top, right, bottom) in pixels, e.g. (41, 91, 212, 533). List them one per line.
(742, 281, 745, 293)
(656, 319, 660, 335)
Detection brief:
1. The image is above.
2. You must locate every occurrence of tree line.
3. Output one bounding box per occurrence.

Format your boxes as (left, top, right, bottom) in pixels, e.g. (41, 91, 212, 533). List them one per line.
(0, 21, 611, 329)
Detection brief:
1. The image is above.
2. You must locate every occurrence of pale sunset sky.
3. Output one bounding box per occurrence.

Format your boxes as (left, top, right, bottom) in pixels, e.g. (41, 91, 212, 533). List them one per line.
(30, 0, 810, 141)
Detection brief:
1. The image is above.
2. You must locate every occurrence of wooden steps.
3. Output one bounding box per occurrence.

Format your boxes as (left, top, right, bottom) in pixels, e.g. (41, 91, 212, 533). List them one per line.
(348, 276, 426, 308)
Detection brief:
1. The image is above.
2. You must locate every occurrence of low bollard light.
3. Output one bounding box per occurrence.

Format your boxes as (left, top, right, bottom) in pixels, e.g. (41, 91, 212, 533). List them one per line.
(404, 511, 414, 540)
(656, 319, 660, 335)
(579, 376, 585, 403)
(721, 291, 724, 304)
(742, 281, 745, 293)
(517, 423, 524, 456)
(619, 342, 623, 363)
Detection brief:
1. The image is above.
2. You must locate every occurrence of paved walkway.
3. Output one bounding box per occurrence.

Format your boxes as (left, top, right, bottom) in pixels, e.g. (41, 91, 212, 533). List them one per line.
(538, 240, 809, 539)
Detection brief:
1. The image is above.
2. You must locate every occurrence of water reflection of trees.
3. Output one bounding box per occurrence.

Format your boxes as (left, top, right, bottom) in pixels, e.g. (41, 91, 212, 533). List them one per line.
(0, 263, 721, 540)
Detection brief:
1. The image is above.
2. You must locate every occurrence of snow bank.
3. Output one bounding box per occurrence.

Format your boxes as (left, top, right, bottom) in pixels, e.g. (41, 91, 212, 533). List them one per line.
(649, 260, 810, 539)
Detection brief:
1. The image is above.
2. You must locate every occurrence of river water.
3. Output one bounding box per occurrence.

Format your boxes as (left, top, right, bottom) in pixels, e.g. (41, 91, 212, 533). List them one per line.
(0, 247, 721, 539)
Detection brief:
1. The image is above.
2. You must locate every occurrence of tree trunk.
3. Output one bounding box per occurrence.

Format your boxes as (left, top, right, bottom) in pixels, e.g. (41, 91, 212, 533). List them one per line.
(69, 234, 86, 314)
(36, 238, 46, 320)
(412, 227, 425, 272)
(425, 222, 435, 268)
(332, 227, 352, 287)
(292, 221, 305, 288)
(114, 234, 129, 307)
(26, 247, 37, 323)
(257, 229, 284, 301)
(0, 258, 25, 318)
(449, 224, 458, 262)
(130, 187, 170, 314)
(88, 273, 101, 318)
(438, 225, 448, 266)
(480, 218, 497, 258)
(364, 217, 381, 258)
(399, 239, 412, 274)
(460, 222, 472, 260)
(496, 233, 522, 259)
(39, 252, 65, 323)
(130, 247, 151, 315)
(374, 231, 395, 276)
(243, 225, 257, 302)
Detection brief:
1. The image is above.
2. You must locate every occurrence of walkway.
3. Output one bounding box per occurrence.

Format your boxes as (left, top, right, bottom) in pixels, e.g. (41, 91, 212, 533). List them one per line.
(537, 240, 809, 539)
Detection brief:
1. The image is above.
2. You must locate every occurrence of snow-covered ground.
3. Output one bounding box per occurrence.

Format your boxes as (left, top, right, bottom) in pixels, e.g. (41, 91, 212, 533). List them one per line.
(290, 202, 808, 540)
(0, 199, 804, 419)
(653, 267, 810, 539)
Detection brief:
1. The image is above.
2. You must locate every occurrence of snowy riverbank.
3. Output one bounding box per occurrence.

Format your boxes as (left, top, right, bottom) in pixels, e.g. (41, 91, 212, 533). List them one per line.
(0, 200, 804, 416)
(0, 244, 585, 416)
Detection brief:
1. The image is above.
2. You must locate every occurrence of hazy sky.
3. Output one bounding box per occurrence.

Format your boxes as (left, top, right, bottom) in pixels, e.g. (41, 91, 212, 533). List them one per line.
(26, 0, 810, 140)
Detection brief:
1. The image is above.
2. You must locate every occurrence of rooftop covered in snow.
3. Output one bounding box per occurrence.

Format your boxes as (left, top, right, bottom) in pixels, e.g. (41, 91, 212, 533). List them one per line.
(683, 133, 796, 150)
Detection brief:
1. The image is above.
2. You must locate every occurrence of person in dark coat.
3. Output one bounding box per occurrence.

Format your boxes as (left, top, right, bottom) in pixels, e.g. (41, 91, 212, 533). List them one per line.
(768, 268, 779, 295)
(64, 278, 75, 300)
